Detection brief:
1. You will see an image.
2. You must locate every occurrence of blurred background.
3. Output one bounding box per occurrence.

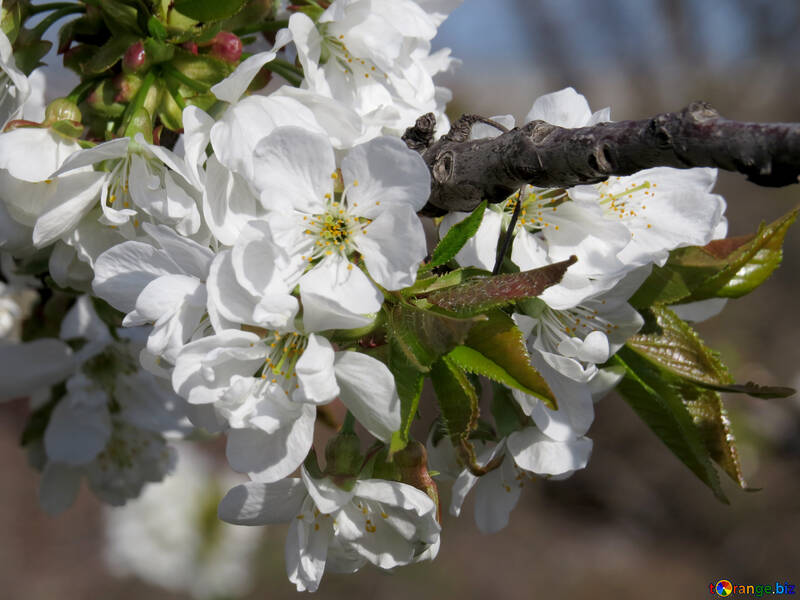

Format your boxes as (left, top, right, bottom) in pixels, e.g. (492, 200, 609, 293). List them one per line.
(2, 1, 800, 598)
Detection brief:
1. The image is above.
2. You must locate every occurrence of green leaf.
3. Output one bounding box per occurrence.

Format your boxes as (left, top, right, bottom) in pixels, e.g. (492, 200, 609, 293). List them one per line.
(461, 310, 556, 409)
(491, 382, 527, 438)
(387, 339, 424, 455)
(174, 0, 248, 22)
(12, 37, 52, 75)
(20, 384, 65, 447)
(630, 209, 797, 308)
(430, 354, 479, 444)
(614, 347, 728, 502)
(628, 306, 732, 387)
(428, 200, 487, 268)
(629, 306, 789, 400)
(100, 0, 144, 36)
(50, 119, 84, 138)
(424, 256, 576, 316)
(84, 33, 139, 74)
(384, 302, 483, 371)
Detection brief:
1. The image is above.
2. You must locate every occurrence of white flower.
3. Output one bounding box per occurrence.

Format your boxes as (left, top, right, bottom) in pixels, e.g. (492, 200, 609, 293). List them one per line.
(251, 126, 429, 330)
(0, 296, 188, 512)
(448, 429, 592, 534)
(104, 444, 262, 599)
(93, 223, 214, 365)
(172, 329, 400, 481)
(219, 465, 440, 592)
(288, 0, 460, 136)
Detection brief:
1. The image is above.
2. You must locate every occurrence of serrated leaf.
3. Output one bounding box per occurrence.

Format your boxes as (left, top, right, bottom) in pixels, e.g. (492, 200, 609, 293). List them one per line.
(628, 306, 732, 387)
(174, 0, 248, 22)
(429, 201, 487, 267)
(629, 306, 787, 400)
(463, 310, 556, 408)
(84, 34, 139, 74)
(678, 380, 746, 488)
(384, 302, 483, 371)
(491, 382, 527, 438)
(387, 339, 424, 455)
(425, 256, 576, 316)
(631, 210, 797, 308)
(614, 347, 728, 502)
(430, 355, 479, 444)
(12, 37, 52, 75)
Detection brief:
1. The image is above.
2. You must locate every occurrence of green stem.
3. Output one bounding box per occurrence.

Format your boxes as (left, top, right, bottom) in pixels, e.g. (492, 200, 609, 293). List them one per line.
(162, 75, 187, 111)
(120, 69, 155, 132)
(234, 19, 289, 37)
(28, 2, 78, 15)
(341, 411, 356, 434)
(29, 4, 84, 38)
(161, 63, 210, 93)
(263, 58, 303, 87)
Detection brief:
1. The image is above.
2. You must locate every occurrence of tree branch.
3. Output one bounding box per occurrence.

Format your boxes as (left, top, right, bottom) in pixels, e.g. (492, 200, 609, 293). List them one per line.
(407, 102, 800, 216)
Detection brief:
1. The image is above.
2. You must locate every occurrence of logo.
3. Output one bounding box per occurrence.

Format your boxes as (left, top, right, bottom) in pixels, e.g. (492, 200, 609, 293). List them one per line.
(715, 580, 733, 597)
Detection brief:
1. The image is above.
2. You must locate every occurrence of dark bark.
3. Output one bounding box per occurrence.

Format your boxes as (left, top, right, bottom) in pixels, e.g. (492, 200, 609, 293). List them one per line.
(407, 102, 800, 216)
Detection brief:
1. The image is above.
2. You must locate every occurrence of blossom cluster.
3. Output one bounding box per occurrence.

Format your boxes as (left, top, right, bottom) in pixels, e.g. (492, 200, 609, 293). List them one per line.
(0, 0, 739, 595)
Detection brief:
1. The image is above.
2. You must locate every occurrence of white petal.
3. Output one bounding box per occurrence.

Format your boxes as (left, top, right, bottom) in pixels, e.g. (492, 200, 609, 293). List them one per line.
(210, 29, 292, 103)
(294, 334, 339, 405)
(299, 257, 382, 332)
(507, 427, 593, 475)
(50, 137, 129, 176)
(342, 136, 431, 218)
(334, 350, 400, 442)
(227, 405, 316, 482)
(0, 339, 74, 400)
(218, 479, 306, 525)
(525, 87, 594, 128)
(253, 126, 334, 213)
(93, 241, 180, 313)
(473, 460, 521, 534)
(44, 392, 111, 465)
(32, 172, 107, 247)
(355, 204, 426, 290)
(300, 466, 355, 514)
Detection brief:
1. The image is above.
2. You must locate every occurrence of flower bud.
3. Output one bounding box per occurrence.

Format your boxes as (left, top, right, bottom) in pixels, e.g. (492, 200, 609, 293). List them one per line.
(209, 32, 243, 63)
(87, 80, 126, 118)
(181, 41, 198, 55)
(44, 98, 82, 125)
(123, 107, 154, 145)
(394, 440, 441, 522)
(324, 430, 362, 480)
(113, 73, 142, 103)
(123, 41, 149, 73)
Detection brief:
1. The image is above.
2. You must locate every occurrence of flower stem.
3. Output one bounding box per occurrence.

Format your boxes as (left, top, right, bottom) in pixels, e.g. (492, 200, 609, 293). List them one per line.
(120, 69, 156, 134)
(161, 63, 209, 93)
(263, 58, 303, 87)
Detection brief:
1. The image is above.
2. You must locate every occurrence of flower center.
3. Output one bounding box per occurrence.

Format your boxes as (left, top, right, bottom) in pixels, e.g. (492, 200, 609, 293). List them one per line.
(597, 178, 654, 229)
(258, 330, 309, 390)
(301, 198, 369, 265)
(320, 30, 388, 82)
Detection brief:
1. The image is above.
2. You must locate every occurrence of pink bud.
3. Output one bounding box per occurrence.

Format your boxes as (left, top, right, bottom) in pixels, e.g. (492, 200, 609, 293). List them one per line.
(123, 41, 147, 72)
(209, 32, 242, 63)
(181, 41, 198, 55)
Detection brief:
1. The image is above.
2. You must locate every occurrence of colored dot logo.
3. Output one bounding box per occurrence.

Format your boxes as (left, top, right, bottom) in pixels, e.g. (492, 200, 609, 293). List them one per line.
(715, 580, 733, 597)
